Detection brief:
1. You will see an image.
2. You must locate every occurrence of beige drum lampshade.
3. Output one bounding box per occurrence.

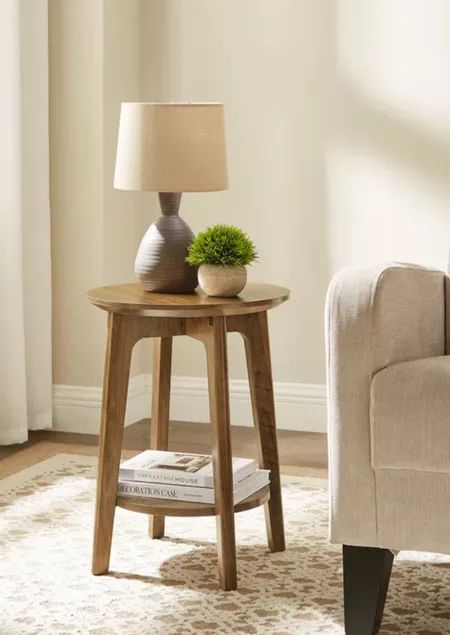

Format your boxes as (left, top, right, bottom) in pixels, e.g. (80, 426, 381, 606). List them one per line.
(114, 102, 228, 192)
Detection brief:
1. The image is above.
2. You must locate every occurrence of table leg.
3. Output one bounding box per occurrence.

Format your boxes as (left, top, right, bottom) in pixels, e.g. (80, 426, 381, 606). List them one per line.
(204, 316, 237, 591)
(149, 337, 173, 539)
(92, 312, 136, 575)
(242, 311, 285, 552)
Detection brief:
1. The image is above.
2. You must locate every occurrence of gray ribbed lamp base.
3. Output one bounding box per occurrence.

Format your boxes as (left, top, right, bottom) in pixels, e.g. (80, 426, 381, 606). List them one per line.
(135, 193, 198, 293)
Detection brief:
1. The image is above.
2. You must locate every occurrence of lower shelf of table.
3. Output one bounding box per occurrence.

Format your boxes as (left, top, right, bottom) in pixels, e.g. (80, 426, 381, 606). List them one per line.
(116, 485, 270, 517)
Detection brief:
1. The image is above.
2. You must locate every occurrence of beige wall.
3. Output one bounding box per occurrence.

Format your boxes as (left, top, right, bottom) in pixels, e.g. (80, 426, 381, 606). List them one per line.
(50, 0, 450, 393)
(140, 0, 450, 385)
(49, 0, 153, 387)
(140, 0, 332, 384)
(327, 0, 450, 273)
(49, 0, 105, 387)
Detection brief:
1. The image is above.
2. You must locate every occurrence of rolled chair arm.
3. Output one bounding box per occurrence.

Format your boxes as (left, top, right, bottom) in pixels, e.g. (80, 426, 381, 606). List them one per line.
(326, 262, 445, 546)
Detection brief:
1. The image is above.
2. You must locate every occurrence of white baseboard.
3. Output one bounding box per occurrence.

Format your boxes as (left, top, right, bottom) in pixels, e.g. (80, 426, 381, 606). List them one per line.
(53, 374, 327, 435)
(52, 374, 150, 435)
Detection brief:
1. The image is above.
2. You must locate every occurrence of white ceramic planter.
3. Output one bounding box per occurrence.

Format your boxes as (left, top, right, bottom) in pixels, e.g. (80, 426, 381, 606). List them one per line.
(198, 265, 247, 297)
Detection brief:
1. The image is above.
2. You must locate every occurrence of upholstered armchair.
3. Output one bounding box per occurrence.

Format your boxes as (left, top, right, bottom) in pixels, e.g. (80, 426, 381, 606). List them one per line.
(326, 262, 450, 634)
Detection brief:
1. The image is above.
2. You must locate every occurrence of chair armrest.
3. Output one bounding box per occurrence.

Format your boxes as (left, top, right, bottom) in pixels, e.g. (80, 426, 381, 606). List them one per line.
(325, 262, 445, 546)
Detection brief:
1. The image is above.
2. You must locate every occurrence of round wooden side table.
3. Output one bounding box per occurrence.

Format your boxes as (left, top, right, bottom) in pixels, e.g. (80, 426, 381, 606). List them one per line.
(88, 281, 290, 591)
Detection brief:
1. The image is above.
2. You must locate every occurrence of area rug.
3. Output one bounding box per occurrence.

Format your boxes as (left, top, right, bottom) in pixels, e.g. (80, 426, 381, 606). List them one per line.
(1, 456, 450, 635)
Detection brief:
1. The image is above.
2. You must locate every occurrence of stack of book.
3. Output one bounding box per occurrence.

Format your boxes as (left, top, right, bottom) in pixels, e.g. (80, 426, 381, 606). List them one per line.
(117, 450, 270, 504)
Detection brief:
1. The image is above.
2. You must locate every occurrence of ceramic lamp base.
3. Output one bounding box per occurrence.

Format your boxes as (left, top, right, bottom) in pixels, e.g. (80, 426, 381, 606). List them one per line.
(135, 193, 198, 293)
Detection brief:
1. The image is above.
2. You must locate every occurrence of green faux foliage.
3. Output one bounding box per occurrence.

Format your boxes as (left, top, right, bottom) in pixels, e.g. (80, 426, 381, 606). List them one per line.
(186, 225, 258, 267)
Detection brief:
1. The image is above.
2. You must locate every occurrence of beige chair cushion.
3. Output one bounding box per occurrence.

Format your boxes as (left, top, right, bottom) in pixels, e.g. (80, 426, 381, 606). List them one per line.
(327, 263, 445, 547)
(371, 356, 450, 473)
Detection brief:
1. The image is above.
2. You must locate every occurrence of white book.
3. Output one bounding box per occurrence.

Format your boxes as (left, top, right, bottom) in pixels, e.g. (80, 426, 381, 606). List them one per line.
(119, 450, 257, 488)
(117, 469, 270, 505)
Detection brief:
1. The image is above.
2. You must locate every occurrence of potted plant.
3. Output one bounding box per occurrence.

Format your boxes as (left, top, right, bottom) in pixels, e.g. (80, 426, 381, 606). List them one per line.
(186, 224, 257, 297)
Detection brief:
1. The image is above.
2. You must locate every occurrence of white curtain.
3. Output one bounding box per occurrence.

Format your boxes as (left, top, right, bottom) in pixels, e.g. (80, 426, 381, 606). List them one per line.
(0, 0, 52, 444)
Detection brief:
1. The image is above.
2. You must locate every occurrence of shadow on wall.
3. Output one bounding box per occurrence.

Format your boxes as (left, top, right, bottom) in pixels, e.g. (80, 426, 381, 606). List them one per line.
(140, 0, 337, 385)
(326, 0, 450, 275)
(140, 0, 450, 383)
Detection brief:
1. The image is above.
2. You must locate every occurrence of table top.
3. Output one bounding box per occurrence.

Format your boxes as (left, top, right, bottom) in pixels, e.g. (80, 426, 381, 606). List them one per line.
(88, 282, 290, 318)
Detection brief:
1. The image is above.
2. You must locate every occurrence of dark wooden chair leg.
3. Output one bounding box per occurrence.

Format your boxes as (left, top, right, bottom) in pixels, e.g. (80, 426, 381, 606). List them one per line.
(343, 545, 394, 635)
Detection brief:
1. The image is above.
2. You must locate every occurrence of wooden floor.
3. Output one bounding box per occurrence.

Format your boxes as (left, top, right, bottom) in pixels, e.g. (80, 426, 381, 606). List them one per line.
(0, 419, 328, 480)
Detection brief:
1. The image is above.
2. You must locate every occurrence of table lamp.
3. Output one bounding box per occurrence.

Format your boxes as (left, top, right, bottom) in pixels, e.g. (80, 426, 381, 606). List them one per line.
(114, 102, 228, 293)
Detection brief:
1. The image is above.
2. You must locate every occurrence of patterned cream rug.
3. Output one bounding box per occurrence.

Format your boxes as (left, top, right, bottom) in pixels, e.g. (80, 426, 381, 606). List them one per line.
(1, 454, 450, 635)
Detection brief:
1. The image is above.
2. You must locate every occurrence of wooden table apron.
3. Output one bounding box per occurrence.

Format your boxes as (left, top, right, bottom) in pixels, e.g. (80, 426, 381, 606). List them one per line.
(88, 282, 289, 591)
